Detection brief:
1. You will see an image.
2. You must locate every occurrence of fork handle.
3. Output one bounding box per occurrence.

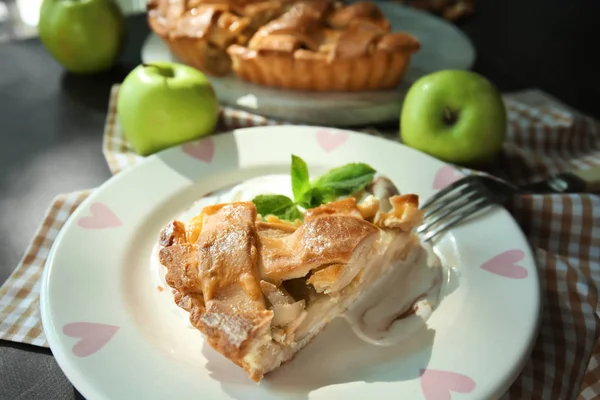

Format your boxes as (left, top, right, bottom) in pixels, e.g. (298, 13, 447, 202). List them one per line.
(573, 165, 600, 192)
(520, 165, 600, 194)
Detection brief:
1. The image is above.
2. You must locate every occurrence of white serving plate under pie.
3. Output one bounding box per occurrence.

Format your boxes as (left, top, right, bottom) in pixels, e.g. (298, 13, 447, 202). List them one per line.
(141, 2, 476, 126)
(41, 126, 539, 400)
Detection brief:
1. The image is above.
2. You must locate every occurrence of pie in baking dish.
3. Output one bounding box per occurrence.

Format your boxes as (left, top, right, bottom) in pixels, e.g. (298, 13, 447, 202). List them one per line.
(146, 0, 421, 91)
(157, 177, 424, 382)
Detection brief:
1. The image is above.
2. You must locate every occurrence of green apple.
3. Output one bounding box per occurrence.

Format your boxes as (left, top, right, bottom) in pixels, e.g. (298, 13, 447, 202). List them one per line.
(117, 62, 220, 156)
(400, 70, 507, 166)
(38, 0, 125, 74)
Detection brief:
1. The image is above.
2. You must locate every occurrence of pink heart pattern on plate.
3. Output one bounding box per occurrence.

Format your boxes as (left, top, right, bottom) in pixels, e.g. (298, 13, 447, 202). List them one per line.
(480, 249, 528, 279)
(433, 165, 463, 190)
(316, 129, 350, 152)
(420, 368, 476, 400)
(77, 203, 122, 229)
(63, 322, 120, 357)
(182, 138, 215, 163)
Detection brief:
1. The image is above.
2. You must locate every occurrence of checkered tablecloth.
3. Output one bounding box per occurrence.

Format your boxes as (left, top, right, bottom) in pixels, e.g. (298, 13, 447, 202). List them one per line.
(1, 85, 599, 399)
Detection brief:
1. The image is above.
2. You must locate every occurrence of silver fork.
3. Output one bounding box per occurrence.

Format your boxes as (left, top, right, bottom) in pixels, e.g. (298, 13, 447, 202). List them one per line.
(417, 175, 518, 242)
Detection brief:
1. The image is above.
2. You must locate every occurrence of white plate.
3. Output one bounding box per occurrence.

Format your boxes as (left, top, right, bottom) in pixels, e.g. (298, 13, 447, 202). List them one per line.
(41, 126, 539, 400)
(141, 3, 476, 126)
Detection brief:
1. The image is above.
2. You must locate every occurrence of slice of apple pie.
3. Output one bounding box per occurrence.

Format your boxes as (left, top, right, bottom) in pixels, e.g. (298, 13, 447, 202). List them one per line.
(158, 177, 424, 382)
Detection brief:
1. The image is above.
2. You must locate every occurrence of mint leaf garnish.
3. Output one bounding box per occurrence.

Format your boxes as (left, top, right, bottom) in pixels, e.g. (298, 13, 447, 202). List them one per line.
(252, 194, 303, 222)
(281, 204, 304, 221)
(311, 163, 376, 197)
(297, 186, 338, 209)
(251, 158, 376, 222)
(291, 154, 310, 202)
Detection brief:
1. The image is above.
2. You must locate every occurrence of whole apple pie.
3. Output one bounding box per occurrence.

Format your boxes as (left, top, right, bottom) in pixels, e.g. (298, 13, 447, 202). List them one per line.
(157, 175, 424, 382)
(146, 0, 421, 91)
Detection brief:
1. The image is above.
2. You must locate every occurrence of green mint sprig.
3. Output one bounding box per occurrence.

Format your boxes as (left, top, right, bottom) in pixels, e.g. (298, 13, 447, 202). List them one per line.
(251, 155, 376, 222)
(252, 194, 304, 222)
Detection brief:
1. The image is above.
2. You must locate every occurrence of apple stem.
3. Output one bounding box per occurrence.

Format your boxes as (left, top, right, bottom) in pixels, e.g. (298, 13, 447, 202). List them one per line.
(443, 106, 458, 126)
(141, 63, 174, 78)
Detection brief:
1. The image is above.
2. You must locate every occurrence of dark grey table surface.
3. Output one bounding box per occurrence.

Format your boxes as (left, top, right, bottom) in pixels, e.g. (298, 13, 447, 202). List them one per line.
(2, 1, 600, 399)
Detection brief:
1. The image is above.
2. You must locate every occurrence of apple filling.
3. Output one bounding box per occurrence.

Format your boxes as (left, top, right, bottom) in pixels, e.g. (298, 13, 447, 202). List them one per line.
(254, 196, 422, 345)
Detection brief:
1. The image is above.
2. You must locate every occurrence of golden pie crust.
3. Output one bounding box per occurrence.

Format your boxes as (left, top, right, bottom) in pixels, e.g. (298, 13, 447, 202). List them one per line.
(158, 177, 424, 382)
(147, 0, 420, 91)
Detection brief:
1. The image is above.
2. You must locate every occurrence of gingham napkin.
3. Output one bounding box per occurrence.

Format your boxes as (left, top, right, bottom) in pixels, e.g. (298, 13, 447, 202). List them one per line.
(1, 85, 599, 400)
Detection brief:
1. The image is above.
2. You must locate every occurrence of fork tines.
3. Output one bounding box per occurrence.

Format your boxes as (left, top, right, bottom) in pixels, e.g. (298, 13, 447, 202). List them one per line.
(418, 175, 496, 242)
